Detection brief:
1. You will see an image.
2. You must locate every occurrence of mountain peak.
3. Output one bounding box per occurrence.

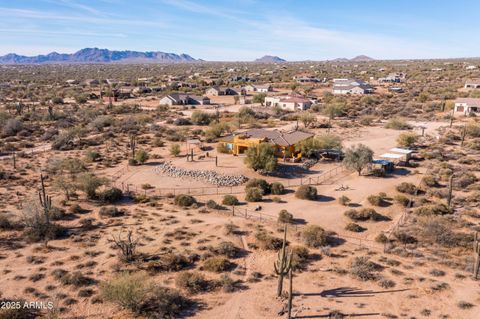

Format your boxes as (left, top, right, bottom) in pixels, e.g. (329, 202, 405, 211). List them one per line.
(254, 55, 286, 63)
(0, 48, 199, 64)
(350, 55, 374, 62)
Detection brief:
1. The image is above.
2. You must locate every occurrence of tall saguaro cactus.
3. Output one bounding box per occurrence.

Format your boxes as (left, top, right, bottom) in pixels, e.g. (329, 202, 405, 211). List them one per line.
(274, 224, 292, 297)
(287, 257, 294, 319)
(129, 134, 137, 159)
(474, 232, 480, 280)
(39, 173, 52, 227)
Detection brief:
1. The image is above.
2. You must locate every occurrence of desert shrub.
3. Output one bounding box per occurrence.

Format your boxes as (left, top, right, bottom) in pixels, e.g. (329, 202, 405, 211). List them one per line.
(394, 231, 417, 245)
(174, 118, 191, 126)
(191, 110, 212, 125)
(174, 194, 196, 207)
(245, 178, 270, 194)
(396, 132, 418, 148)
(291, 246, 310, 271)
(367, 193, 388, 206)
(349, 256, 381, 281)
(203, 256, 232, 272)
(295, 185, 317, 200)
(359, 115, 376, 126)
(175, 271, 210, 294)
(245, 187, 263, 202)
(77, 173, 107, 199)
(206, 200, 220, 209)
(345, 222, 365, 232)
(134, 149, 149, 164)
(378, 278, 396, 288)
(101, 272, 189, 318)
(24, 222, 66, 243)
(343, 144, 373, 175)
(56, 271, 94, 287)
(169, 144, 181, 156)
(0, 215, 17, 230)
(85, 150, 101, 162)
(100, 187, 123, 203)
(218, 274, 236, 293)
(270, 182, 285, 195)
(338, 195, 351, 206)
(457, 301, 475, 309)
(385, 117, 411, 130)
(278, 209, 294, 224)
(396, 182, 417, 195)
(422, 175, 438, 187)
(99, 206, 124, 218)
(255, 231, 283, 250)
(212, 241, 238, 258)
(158, 253, 191, 272)
(454, 172, 477, 188)
(415, 203, 451, 216)
(375, 232, 389, 243)
(394, 195, 411, 207)
(344, 208, 383, 221)
(301, 225, 327, 248)
(222, 195, 239, 206)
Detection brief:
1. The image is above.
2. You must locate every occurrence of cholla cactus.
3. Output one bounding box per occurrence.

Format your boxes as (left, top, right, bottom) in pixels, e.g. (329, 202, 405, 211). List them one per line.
(274, 224, 292, 297)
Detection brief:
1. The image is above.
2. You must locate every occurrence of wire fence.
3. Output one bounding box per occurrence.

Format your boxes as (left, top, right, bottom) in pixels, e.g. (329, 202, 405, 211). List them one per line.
(111, 164, 349, 198)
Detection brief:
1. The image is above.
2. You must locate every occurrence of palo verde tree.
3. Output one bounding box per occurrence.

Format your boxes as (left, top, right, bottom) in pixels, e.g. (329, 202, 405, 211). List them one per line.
(244, 143, 277, 173)
(343, 143, 373, 176)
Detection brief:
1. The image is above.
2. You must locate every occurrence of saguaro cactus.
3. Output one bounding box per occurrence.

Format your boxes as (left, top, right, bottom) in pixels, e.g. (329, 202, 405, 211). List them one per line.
(39, 174, 52, 227)
(287, 257, 294, 319)
(274, 224, 292, 297)
(447, 175, 454, 209)
(461, 125, 467, 147)
(129, 134, 137, 159)
(474, 232, 480, 280)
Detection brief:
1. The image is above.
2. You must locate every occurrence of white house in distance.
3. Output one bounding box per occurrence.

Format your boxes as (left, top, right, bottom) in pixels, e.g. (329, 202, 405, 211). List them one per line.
(454, 98, 480, 116)
(264, 95, 312, 111)
(332, 78, 374, 94)
(464, 79, 480, 89)
(244, 84, 273, 93)
(159, 93, 210, 106)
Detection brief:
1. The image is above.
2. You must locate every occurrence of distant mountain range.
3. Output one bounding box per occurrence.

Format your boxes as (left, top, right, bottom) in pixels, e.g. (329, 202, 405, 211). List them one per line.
(332, 55, 375, 62)
(0, 48, 198, 64)
(254, 55, 286, 63)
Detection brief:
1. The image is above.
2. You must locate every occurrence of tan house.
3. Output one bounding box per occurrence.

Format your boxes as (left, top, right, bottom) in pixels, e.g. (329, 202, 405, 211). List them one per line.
(219, 129, 313, 159)
(464, 79, 480, 89)
(454, 98, 480, 115)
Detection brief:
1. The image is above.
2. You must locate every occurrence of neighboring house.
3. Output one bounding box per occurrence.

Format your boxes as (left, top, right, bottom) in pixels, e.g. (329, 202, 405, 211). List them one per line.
(296, 77, 321, 83)
(466, 65, 477, 70)
(244, 84, 272, 93)
(205, 86, 239, 96)
(378, 73, 405, 83)
(332, 78, 374, 95)
(464, 79, 480, 89)
(219, 128, 314, 159)
(264, 95, 312, 111)
(159, 93, 210, 106)
(454, 98, 480, 115)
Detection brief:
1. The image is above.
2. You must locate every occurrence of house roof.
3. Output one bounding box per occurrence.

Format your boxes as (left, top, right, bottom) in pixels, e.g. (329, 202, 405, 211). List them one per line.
(465, 78, 480, 85)
(278, 96, 310, 103)
(455, 98, 480, 107)
(239, 129, 314, 147)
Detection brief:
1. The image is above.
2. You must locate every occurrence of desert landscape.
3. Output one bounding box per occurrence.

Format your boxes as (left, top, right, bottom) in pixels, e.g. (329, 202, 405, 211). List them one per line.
(2, 1, 480, 319)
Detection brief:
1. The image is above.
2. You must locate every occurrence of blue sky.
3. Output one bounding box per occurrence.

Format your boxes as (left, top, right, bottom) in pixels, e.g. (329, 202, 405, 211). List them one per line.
(0, 0, 479, 61)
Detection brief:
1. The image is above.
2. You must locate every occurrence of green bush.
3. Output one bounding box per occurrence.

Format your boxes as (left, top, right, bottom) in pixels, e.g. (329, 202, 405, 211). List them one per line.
(422, 175, 438, 187)
(375, 232, 389, 243)
(270, 182, 285, 195)
(295, 185, 317, 200)
(301, 225, 327, 248)
(245, 187, 263, 202)
(175, 271, 210, 294)
(367, 193, 387, 206)
(134, 149, 149, 164)
(344, 208, 383, 221)
(385, 117, 412, 130)
(291, 246, 310, 271)
(415, 203, 451, 216)
(278, 209, 294, 223)
(101, 272, 189, 318)
(255, 231, 283, 250)
(245, 178, 270, 194)
(206, 200, 220, 209)
(203, 256, 232, 272)
(100, 187, 123, 203)
(174, 194, 196, 207)
(394, 195, 411, 207)
(222, 195, 239, 206)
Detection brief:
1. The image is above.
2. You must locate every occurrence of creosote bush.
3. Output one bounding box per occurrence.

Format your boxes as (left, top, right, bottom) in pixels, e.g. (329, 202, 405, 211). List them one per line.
(278, 209, 294, 224)
(222, 195, 239, 206)
(396, 182, 417, 195)
(295, 185, 317, 200)
(270, 182, 285, 195)
(301, 225, 327, 248)
(203, 256, 232, 272)
(174, 194, 196, 207)
(245, 187, 263, 202)
(175, 271, 210, 294)
(344, 208, 383, 221)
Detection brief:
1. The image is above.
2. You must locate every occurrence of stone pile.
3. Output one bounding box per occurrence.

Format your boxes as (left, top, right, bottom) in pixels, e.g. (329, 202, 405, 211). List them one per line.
(153, 162, 248, 187)
(301, 159, 317, 170)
